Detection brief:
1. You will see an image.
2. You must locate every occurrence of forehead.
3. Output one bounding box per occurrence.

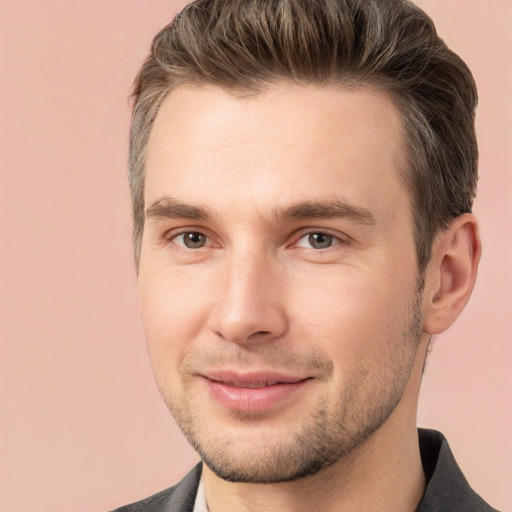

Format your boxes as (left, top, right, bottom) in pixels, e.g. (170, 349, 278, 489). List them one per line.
(145, 83, 408, 219)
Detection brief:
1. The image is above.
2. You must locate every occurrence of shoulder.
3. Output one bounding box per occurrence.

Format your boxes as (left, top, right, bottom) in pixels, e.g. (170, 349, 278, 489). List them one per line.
(416, 429, 500, 512)
(111, 463, 202, 512)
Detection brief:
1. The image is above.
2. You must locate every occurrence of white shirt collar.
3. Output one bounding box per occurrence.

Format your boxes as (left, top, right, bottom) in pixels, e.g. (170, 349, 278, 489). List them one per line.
(193, 472, 208, 512)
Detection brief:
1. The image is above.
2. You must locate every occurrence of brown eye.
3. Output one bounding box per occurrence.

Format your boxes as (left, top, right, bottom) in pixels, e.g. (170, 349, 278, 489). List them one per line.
(174, 232, 208, 248)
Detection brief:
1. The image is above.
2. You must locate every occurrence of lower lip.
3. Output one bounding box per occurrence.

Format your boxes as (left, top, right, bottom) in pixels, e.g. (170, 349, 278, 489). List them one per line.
(205, 379, 310, 412)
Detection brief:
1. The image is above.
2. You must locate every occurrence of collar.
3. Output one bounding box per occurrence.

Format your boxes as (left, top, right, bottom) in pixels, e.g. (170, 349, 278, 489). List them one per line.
(193, 474, 208, 512)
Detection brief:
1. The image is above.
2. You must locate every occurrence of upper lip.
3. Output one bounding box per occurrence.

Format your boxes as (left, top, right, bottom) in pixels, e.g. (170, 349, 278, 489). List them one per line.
(200, 370, 310, 388)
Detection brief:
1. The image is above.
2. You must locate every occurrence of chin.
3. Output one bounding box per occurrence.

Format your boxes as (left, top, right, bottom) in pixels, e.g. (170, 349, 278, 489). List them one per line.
(179, 395, 398, 484)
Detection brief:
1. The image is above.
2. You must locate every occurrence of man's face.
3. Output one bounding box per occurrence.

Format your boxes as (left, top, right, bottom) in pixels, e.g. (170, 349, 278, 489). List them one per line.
(139, 84, 426, 483)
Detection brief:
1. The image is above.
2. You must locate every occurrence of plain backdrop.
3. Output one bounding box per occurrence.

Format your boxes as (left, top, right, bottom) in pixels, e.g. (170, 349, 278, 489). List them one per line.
(0, 1, 511, 511)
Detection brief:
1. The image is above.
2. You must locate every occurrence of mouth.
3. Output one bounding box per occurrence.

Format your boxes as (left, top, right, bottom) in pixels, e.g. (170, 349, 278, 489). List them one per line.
(215, 379, 297, 388)
(199, 370, 312, 412)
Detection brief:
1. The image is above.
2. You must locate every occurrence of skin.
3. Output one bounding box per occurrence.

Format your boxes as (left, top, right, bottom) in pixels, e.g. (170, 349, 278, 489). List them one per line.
(138, 83, 481, 512)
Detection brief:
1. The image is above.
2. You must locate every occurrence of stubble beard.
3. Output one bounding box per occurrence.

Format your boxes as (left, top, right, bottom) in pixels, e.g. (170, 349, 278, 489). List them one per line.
(159, 293, 424, 484)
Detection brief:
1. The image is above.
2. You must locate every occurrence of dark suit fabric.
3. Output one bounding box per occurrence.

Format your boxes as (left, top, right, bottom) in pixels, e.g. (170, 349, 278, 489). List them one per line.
(113, 429, 499, 512)
(113, 463, 201, 512)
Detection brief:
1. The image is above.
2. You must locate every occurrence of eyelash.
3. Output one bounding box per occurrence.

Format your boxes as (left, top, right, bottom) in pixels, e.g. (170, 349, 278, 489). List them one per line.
(167, 230, 215, 249)
(294, 231, 344, 250)
(166, 229, 347, 251)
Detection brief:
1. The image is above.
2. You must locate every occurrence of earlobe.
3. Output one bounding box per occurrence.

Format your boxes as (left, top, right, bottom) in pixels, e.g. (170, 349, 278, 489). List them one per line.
(422, 213, 481, 335)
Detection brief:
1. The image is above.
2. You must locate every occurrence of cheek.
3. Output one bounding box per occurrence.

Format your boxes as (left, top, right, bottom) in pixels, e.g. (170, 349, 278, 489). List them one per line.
(138, 266, 212, 369)
(290, 267, 416, 368)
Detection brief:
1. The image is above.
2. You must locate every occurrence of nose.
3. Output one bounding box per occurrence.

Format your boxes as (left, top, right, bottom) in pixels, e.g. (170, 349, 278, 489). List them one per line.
(210, 250, 288, 344)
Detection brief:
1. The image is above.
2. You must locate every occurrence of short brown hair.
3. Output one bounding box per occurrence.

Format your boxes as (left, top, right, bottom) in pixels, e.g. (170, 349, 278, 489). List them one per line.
(129, 0, 478, 271)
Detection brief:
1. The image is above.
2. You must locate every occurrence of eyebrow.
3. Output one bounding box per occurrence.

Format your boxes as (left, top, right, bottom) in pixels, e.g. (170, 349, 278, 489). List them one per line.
(146, 197, 211, 221)
(145, 196, 375, 225)
(276, 200, 376, 225)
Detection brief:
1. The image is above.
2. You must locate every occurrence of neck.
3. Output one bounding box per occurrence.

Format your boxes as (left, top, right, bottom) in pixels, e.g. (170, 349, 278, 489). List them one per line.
(203, 340, 429, 512)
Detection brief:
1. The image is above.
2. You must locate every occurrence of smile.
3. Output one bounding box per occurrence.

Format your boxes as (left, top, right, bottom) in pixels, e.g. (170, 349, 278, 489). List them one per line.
(218, 380, 286, 388)
(200, 371, 312, 412)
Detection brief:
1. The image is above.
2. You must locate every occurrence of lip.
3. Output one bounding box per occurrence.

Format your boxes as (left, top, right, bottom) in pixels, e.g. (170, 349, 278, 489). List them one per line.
(200, 370, 312, 412)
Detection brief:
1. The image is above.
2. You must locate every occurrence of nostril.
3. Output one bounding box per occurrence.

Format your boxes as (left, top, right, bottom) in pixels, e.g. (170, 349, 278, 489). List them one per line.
(251, 330, 270, 337)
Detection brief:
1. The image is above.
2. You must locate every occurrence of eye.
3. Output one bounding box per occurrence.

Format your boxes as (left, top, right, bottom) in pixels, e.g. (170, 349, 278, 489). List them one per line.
(172, 231, 209, 249)
(296, 232, 340, 250)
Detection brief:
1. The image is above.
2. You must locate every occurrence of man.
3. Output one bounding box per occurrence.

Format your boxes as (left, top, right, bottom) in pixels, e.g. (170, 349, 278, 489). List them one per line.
(114, 0, 498, 510)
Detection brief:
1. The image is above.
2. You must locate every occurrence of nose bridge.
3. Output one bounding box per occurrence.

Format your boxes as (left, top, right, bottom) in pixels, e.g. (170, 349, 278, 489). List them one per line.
(230, 243, 267, 290)
(212, 242, 287, 343)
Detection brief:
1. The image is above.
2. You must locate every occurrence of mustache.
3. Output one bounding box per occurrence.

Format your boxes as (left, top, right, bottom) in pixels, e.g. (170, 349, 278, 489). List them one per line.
(180, 343, 334, 376)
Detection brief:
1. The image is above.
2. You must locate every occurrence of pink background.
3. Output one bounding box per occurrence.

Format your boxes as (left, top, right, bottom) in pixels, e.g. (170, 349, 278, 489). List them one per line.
(0, 1, 510, 511)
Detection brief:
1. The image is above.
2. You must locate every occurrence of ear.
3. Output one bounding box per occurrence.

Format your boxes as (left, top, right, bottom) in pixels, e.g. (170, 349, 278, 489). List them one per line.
(422, 213, 481, 335)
